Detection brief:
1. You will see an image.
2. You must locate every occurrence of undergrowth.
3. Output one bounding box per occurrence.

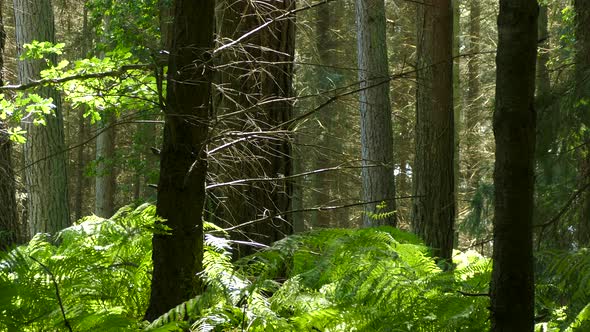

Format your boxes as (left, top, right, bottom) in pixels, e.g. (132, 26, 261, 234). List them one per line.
(0, 204, 588, 331)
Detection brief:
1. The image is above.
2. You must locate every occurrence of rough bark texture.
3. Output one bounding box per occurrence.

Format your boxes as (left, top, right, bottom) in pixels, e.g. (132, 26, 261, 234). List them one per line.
(355, 0, 396, 227)
(14, 0, 70, 236)
(212, 0, 295, 255)
(574, 0, 590, 246)
(0, 0, 21, 248)
(144, 0, 214, 320)
(95, 113, 116, 217)
(490, 1, 538, 331)
(412, 0, 455, 262)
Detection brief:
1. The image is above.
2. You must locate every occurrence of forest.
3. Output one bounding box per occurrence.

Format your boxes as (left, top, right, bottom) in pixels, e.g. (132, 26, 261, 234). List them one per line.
(0, 0, 588, 331)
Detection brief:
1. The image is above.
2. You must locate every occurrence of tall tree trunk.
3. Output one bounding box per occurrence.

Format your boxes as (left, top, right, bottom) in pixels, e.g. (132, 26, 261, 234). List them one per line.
(311, 1, 341, 228)
(213, 0, 295, 255)
(95, 112, 116, 217)
(574, 0, 590, 246)
(0, 0, 21, 248)
(490, 1, 538, 330)
(74, 112, 87, 221)
(94, 16, 116, 218)
(355, 0, 396, 227)
(145, 0, 214, 320)
(74, 4, 90, 222)
(14, 0, 70, 236)
(412, 0, 455, 263)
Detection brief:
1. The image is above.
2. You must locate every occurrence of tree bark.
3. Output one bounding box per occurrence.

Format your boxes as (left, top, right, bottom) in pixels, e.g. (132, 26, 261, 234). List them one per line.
(14, 0, 70, 236)
(212, 0, 295, 255)
(355, 0, 396, 227)
(311, 1, 343, 229)
(145, 0, 214, 320)
(0, 0, 21, 248)
(490, 1, 538, 331)
(74, 111, 87, 222)
(94, 15, 117, 218)
(412, 0, 455, 263)
(94, 112, 116, 217)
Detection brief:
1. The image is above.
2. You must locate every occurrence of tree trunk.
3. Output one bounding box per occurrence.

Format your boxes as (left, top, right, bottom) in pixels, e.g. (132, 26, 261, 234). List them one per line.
(74, 111, 87, 222)
(490, 1, 538, 330)
(144, 0, 214, 320)
(212, 0, 295, 255)
(94, 15, 116, 218)
(14, 0, 70, 236)
(574, 0, 590, 246)
(0, 0, 21, 247)
(94, 113, 116, 217)
(412, 0, 455, 263)
(311, 1, 341, 228)
(355, 0, 396, 227)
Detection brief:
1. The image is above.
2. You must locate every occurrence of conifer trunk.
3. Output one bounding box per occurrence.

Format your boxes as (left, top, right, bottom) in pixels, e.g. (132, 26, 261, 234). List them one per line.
(145, 0, 214, 320)
(212, 0, 295, 255)
(355, 0, 396, 227)
(490, 1, 538, 330)
(412, 0, 455, 262)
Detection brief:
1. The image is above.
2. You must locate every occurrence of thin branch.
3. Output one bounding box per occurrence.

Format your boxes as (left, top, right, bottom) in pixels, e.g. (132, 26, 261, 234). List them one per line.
(213, 0, 338, 55)
(206, 163, 381, 190)
(0, 64, 153, 91)
(211, 195, 422, 234)
(535, 181, 590, 229)
(29, 256, 73, 332)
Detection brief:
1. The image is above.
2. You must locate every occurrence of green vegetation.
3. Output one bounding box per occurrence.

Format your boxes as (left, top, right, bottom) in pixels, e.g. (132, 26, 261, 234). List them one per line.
(0, 205, 587, 331)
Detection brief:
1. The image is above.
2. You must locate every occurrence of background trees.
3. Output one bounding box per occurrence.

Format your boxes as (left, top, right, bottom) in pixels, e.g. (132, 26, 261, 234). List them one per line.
(3, 0, 590, 330)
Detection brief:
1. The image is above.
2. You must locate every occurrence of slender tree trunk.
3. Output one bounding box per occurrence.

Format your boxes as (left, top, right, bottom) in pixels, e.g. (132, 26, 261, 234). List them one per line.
(412, 0, 455, 263)
(355, 0, 396, 227)
(74, 112, 87, 222)
(490, 1, 538, 330)
(0, 0, 21, 247)
(14, 0, 70, 236)
(145, 0, 214, 320)
(94, 16, 116, 218)
(95, 112, 116, 217)
(311, 1, 339, 228)
(574, 0, 590, 246)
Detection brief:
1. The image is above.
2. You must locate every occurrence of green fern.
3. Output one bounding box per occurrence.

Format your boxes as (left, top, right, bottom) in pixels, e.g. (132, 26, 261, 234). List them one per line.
(1, 205, 495, 331)
(0, 203, 157, 331)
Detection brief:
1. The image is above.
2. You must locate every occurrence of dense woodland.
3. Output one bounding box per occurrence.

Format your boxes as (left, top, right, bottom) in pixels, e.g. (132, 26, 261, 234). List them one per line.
(0, 0, 589, 331)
